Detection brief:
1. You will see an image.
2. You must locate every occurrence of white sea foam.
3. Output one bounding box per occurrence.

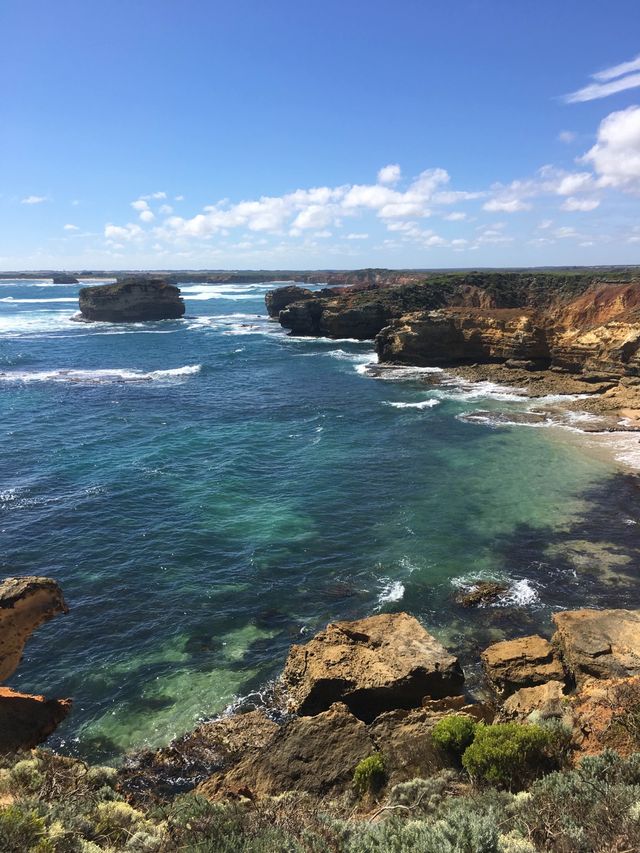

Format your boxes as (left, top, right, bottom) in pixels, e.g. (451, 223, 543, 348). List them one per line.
(0, 297, 78, 304)
(493, 579, 540, 608)
(451, 574, 540, 608)
(0, 365, 201, 384)
(384, 399, 440, 410)
(434, 380, 529, 402)
(377, 580, 405, 605)
(457, 411, 553, 429)
(368, 365, 445, 380)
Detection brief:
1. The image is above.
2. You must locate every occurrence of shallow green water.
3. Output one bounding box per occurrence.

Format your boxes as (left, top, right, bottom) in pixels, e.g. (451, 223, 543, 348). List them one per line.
(1, 278, 638, 760)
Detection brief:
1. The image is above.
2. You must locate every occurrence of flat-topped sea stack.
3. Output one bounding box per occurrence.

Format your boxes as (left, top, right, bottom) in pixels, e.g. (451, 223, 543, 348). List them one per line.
(78, 277, 185, 322)
(52, 274, 79, 284)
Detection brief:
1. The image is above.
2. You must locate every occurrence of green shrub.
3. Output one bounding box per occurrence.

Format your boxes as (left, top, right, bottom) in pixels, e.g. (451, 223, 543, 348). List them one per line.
(0, 804, 48, 852)
(513, 750, 640, 852)
(432, 715, 478, 755)
(353, 754, 386, 797)
(462, 723, 553, 790)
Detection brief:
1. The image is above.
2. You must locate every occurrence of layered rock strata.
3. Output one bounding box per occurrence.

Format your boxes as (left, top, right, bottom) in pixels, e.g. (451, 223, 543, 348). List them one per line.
(78, 277, 185, 322)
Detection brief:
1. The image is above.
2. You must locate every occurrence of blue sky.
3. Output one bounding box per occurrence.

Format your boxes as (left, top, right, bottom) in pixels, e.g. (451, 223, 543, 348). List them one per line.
(2, 0, 640, 270)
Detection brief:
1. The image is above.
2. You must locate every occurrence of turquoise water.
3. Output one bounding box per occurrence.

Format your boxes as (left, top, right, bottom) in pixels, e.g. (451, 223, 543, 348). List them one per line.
(1, 278, 639, 760)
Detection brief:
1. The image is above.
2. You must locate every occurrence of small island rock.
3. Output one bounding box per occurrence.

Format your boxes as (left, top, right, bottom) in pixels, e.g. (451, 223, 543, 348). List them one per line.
(78, 277, 185, 322)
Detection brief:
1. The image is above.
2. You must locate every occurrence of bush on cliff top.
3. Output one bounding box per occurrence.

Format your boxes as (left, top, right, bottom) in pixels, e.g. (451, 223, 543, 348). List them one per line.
(461, 722, 554, 790)
(432, 715, 478, 756)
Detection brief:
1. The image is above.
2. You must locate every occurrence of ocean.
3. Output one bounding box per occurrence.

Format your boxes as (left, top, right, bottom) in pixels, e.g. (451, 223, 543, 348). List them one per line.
(1, 278, 639, 761)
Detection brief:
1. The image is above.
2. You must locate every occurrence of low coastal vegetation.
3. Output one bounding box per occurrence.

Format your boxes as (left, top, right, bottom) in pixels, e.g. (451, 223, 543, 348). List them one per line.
(3, 747, 640, 851)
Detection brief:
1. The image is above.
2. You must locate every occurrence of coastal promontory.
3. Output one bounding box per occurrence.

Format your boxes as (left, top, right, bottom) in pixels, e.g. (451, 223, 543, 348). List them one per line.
(77, 277, 185, 322)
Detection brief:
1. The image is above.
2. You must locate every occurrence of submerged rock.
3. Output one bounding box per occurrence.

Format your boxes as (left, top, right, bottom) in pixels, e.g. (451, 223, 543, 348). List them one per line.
(552, 608, 640, 685)
(481, 635, 566, 698)
(455, 581, 508, 607)
(78, 277, 185, 322)
(280, 612, 464, 721)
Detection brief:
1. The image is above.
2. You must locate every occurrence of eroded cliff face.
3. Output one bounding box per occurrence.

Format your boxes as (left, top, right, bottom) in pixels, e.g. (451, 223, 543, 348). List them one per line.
(78, 277, 185, 322)
(375, 282, 640, 380)
(0, 576, 71, 750)
(376, 308, 550, 366)
(270, 275, 640, 382)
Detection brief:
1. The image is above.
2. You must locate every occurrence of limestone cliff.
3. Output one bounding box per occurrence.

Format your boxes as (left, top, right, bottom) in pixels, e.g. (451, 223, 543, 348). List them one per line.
(0, 576, 71, 750)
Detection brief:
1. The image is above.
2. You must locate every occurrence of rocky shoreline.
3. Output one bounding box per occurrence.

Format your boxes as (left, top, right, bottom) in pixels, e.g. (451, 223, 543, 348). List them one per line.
(4, 574, 640, 849)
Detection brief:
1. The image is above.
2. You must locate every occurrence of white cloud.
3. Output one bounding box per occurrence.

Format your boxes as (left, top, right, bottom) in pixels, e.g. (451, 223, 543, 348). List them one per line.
(593, 54, 640, 82)
(156, 165, 466, 244)
(63, 223, 79, 231)
(159, 204, 173, 215)
(174, 195, 184, 201)
(377, 164, 402, 185)
(561, 197, 600, 212)
(131, 199, 149, 212)
(346, 233, 369, 240)
(581, 105, 640, 191)
(104, 223, 144, 241)
(142, 191, 167, 200)
(483, 197, 531, 213)
(444, 211, 466, 221)
(558, 130, 576, 144)
(554, 171, 594, 195)
(139, 209, 155, 223)
(564, 54, 640, 103)
(21, 195, 47, 204)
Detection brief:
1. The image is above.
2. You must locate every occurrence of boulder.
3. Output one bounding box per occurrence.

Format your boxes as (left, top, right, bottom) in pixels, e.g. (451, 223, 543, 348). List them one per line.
(198, 703, 374, 800)
(0, 576, 68, 682)
(499, 681, 569, 724)
(280, 612, 464, 722)
(78, 277, 185, 322)
(481, 635, 565, 698)
(264, 285, 314, 317)
(552, 609, 640, 685)
(455, 581, 508, 608)
(0, 687, 71, 751)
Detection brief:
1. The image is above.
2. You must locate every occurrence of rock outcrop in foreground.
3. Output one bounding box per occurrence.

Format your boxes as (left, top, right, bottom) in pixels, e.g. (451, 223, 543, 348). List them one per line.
(0, 576, 70, 750)
(78, 277, 185, 322)
(112, 605, 640, 812)
(280, 612, 464, 721)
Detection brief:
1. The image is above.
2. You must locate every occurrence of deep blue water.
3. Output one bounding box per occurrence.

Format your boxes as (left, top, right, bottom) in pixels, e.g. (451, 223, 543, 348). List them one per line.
(1, 278, 639, 760)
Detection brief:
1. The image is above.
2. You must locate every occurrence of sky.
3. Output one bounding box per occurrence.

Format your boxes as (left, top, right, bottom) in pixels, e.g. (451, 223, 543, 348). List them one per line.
(1, 0, 640, 270)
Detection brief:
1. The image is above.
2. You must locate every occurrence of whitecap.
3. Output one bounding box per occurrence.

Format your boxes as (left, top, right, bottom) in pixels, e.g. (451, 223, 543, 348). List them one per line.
(384, 399, 440, 410)
(0, 297, 78, 304)
(493, 579, 540, 608)
(377, 580, 405, 605)
(0, 365, 201, 384)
